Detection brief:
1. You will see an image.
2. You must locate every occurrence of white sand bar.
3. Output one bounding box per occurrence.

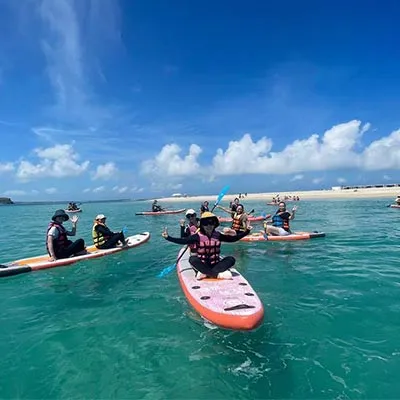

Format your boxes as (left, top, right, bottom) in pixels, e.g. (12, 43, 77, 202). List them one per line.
(151, 186, 400, 203)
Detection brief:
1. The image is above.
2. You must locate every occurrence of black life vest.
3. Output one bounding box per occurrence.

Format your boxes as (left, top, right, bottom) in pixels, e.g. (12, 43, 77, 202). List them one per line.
(46, 222, 68, 254)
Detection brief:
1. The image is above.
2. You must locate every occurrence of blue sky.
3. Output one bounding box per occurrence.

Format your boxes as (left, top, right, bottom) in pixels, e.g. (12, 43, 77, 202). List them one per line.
(1, 0, 400, 201)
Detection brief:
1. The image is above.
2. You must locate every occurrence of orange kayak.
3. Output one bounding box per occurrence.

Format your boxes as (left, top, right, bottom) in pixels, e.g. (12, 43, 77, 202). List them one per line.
(135, 209, 186, 215)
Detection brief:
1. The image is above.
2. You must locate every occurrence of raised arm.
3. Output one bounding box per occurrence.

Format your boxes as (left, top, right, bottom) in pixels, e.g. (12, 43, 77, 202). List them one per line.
(289, 205, 297, 220)
(162, 227, 198, 245)
(216, 205, 232, 214)
(66, 215, 78, 236)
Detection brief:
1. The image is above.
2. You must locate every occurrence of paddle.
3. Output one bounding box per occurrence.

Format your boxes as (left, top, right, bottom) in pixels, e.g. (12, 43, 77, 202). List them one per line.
(157, 185, 230, 278)
(122, 226, 128, 234)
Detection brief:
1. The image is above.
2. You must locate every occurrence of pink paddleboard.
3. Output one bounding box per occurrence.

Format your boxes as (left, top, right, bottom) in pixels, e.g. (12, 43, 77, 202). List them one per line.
(176, 247, 264, 330)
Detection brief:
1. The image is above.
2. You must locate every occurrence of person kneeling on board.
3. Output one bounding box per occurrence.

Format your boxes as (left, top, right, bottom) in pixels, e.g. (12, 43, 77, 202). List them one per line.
(152, 200, 164, 212)
(162, 212, 251, 280)
(200, 201, 209, 215)
(92, 214, 127, 249)
(263, 202, 297, 236)
(217, 203, 249, 235)
(179, 209, 200, 254)
(46, 209, 86, 261)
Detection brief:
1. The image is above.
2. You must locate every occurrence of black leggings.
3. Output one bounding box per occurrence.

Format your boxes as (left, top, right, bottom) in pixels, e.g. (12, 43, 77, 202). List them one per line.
(98, 232, 125, 249)
(56, 239, 85, 259)
(189, 256, 235, 278)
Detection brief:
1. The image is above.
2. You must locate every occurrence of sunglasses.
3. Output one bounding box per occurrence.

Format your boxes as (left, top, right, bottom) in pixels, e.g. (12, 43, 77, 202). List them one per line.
(202, 219, 216, 226)
(186, 214, 196, 218)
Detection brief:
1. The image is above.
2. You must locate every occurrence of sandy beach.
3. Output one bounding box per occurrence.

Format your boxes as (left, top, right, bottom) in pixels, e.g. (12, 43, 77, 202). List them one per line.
(152, 186, 400, 203)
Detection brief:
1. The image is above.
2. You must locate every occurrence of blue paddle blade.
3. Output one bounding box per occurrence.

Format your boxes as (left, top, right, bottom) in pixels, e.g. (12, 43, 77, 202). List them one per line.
(214, 185, 230, 207)
(157, 264, 176, 278)
(122, 226, 128, 234)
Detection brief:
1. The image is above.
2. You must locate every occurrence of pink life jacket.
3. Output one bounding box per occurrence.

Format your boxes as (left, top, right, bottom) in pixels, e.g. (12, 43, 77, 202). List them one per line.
(196, 231, 221, 265)
(187, 224, 199, 252)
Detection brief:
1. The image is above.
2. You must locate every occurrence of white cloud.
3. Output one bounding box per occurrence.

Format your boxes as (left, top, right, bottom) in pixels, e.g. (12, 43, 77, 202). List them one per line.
(45, 187, 57, 194)
(0, 163, 14, 173)
(171, 183, 183, 189)
(290, 174, 303, 181)
(93, 186, 105, 193)
(92, 162, 118, 180)
(3, 190, 27, 196)
(83, 188, 91, 193)
(212, 121, 367, 175)
(112, 185, 128, 193)
(312, 177, 324, 184)
(141, 144, 202, 177)
(131, 186, 144, 193)
(37, 0, 122, 125)
(143, 121, 400, 178)
(16, 143, 89, 181)
(362, 129, 400, 170)
(39, 0, 86, 116)
(337, 177, 347, 184)
(383, 175, 391, 181)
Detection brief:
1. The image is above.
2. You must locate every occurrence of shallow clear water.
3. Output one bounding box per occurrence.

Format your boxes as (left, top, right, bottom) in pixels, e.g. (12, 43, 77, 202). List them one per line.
(1, 198, 400, 399)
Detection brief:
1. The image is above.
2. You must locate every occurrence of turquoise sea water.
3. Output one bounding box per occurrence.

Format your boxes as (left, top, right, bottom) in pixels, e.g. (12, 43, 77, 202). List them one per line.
(1, 198, 400, 399)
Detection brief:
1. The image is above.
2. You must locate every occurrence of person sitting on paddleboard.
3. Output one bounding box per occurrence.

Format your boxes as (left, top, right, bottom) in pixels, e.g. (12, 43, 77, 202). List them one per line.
(67, 202, 78, 211)
(217, 203, 250, 234)
(200, 201, 209, 215)
(263, 202, 297, 236)
(230, 197, 240, 213)
(152, 200, 164, 212)
(179, 209, 200, 254)
(46, 209, 86, 261)
(92, 214, 127, 249)
(162, 212, 251, 280)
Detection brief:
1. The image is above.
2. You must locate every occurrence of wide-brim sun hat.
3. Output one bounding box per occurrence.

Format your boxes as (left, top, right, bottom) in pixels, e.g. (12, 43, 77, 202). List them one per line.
(185, 209, 196, 216)
(200, 211, 220, 228)
(52, 209, 69, 221)
(95, 214, 106, 220)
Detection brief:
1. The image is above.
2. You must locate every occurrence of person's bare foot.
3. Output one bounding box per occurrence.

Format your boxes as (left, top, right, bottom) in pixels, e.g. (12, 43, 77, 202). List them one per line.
(75, 249, 88, 256)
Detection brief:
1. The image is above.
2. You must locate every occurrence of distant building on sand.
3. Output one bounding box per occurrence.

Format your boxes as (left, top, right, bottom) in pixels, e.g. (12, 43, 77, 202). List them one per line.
(331, 183, 400, 190)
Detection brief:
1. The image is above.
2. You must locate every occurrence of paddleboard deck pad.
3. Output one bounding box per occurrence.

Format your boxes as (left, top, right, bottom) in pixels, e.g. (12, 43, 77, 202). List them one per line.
(240, 231, 325, 242)
(135, 209, 186, 215)
(176, 247, 264, 330)
(0, 232, 151, 278)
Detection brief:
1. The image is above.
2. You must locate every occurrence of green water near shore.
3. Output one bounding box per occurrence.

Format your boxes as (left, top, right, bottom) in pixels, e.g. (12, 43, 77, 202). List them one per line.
(1, 198, 400, 399)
